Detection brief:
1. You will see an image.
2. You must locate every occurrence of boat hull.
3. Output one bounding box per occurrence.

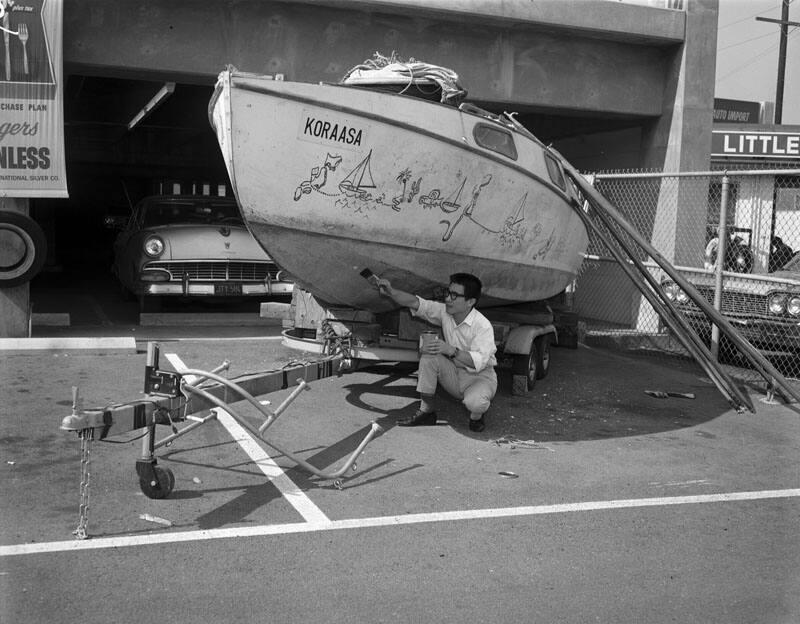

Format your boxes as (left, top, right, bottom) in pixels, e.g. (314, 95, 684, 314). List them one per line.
(211, 69, 588, 311)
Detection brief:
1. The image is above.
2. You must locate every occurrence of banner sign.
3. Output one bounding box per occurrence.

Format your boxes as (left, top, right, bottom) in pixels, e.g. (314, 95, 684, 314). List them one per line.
(713, 98, 761, 124)
(711, 130, 800, 160)
(0, 0, 67, 198)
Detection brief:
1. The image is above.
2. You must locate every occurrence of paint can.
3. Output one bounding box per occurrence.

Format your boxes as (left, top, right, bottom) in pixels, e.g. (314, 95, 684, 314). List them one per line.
(419, 330, 438, 352)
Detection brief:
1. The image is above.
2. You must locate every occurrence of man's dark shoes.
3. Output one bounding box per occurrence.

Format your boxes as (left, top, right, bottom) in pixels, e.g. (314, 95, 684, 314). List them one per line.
(397, 409, 437, 427)
(468, 416, 485, 432)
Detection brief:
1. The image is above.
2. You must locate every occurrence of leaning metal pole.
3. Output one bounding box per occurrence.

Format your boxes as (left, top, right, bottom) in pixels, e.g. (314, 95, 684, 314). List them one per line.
(710, 174, 730, 360)
(562, 159, 800, 406)
(568, 193, 753, 412)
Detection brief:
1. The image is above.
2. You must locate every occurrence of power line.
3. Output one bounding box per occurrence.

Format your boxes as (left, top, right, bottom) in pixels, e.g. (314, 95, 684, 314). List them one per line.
(718, 5, 775, 30)
(715, 27, 799, 84)
(715, 42, 781, 84)
(718, 30, 776, 51)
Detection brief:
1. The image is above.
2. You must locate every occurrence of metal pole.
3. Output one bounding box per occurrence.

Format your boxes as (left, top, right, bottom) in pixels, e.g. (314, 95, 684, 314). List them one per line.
(141, 342, 159, 462)
(775, 0, 789, 124)
(711, 175, 730, 360)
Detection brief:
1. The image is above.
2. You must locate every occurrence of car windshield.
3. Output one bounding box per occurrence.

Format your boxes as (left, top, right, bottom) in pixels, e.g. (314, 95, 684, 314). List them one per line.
(140, 200, 244, 227)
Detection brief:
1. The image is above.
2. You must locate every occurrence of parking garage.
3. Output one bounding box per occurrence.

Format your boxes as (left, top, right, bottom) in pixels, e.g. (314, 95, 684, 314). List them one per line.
(2, 0, 712, 336)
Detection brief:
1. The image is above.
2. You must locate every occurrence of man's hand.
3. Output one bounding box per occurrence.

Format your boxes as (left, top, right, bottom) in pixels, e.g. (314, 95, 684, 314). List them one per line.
(375, 278, 420, 310)
(375, 277, 392, 297)
(421, 336, 456, 358)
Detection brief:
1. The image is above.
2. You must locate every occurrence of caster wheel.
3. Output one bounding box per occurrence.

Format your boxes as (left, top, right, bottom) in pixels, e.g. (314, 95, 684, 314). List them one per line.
(139, 466, 175, 499)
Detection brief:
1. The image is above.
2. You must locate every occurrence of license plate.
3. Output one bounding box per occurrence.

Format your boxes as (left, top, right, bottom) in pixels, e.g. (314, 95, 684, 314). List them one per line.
(214, 283, 243, 296)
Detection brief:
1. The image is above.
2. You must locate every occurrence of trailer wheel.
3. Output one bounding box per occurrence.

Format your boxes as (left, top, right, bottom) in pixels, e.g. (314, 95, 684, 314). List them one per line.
(535, 334, 551, 380)
(0, 211, 47, 287)
(511, 341, 539, 395)
(139, 465, 175, 499)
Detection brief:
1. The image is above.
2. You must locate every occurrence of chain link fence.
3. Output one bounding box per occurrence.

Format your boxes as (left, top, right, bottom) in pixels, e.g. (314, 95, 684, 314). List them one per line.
(574, 166, 800, 386)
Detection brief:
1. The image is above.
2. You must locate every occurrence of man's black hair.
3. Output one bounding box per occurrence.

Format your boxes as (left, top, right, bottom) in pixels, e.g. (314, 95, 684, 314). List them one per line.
(450, 272, 482, 303)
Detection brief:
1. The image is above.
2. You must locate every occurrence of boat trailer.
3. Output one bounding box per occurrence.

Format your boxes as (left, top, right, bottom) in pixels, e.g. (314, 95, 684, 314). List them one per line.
(60, 341, 384, 539)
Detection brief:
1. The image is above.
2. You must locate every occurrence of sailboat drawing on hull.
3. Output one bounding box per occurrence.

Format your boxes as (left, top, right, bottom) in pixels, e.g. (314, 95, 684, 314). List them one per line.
(338, 150, 377, 200)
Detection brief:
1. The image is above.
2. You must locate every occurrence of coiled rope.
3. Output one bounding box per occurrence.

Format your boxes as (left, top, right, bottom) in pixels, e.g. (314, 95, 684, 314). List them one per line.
(341, 51, 467, 105)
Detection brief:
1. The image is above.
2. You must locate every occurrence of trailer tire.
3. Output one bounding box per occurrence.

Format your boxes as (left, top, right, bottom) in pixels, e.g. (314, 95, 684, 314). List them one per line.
(535, 334, 551, 379)
(511, 341, 538, 395)
(0, 211, 47, 287)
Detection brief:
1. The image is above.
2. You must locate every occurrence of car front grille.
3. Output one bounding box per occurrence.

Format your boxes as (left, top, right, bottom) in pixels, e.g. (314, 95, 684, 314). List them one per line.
(688, 285, 767, 316)
(146, 261, 283, 281)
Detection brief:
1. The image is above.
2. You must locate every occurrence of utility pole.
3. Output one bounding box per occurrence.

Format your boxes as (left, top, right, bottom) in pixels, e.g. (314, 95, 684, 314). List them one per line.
(756, 1, 800, 124)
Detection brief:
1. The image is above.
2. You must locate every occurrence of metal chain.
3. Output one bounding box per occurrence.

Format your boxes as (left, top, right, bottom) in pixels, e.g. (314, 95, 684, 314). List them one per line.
(321, 319, 354, 371)
(72, 428, 94, 540)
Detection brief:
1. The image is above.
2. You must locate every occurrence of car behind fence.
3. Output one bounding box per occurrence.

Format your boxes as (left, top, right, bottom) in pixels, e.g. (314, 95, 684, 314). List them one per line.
(575, 166, 800, 386)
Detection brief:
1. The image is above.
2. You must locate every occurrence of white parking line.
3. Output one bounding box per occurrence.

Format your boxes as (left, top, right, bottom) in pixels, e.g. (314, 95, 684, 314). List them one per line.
(212, 408, 330, 523)
(162, 336, 284, 342)
(163, 352, 329, 524)
(2, 488, 799, 557)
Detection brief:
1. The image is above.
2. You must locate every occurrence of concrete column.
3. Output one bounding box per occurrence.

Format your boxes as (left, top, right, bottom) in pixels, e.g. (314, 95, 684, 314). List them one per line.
(641, 0, 719, 264)
(0, 198, 31, 338)
(635, 0, 718, 332)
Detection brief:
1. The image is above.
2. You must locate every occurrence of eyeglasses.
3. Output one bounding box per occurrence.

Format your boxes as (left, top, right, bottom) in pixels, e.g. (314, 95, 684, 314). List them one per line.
(444, 289, 466, 300)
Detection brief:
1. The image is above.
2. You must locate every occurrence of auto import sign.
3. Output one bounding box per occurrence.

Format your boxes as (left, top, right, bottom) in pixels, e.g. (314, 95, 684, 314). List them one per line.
(0, 0, 67, 198)
(711, 130, 800, 160)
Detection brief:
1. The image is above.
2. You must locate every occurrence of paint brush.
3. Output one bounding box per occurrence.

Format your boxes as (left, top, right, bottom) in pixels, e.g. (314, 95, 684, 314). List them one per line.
(359, 268, 381, 287)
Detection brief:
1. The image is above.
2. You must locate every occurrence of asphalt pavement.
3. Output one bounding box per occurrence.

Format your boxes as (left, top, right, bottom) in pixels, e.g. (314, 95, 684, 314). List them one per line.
(1, 330, 799, 623)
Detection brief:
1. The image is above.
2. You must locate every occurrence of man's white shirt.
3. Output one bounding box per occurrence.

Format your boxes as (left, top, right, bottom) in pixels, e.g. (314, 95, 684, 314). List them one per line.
(412, 297, 497, 372)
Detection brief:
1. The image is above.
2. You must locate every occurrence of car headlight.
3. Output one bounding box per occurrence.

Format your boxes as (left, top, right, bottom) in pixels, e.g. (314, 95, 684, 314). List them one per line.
(144, 236, 165, 257)
(768, 293, 786, 315)
(663, 281, 679, 301)
(788, 296, 800, 317)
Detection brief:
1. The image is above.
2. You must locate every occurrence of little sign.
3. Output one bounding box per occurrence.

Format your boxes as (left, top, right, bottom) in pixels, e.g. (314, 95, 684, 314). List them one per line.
(711, 130, 800, 159)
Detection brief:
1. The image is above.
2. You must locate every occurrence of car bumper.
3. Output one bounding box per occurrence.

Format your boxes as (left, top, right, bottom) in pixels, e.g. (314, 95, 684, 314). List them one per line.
(679, 310, 800, 354)
(140, 282, 294, 296)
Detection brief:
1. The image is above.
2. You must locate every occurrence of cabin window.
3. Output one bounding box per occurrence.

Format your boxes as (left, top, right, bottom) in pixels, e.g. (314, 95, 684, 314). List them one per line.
(544, 154, 566, 191)
(473, 124, 517, 160)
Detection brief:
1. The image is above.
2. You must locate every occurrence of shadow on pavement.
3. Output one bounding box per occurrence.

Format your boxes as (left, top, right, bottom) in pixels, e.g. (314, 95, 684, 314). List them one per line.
(341, 346, 739, 444)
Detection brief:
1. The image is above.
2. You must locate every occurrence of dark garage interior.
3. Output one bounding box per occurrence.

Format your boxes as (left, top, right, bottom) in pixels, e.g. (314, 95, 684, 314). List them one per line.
(29, 75, 234, 325)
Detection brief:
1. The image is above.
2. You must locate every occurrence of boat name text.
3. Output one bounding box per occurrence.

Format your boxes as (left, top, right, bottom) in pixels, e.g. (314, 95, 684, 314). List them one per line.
(303, 116, 363, 146)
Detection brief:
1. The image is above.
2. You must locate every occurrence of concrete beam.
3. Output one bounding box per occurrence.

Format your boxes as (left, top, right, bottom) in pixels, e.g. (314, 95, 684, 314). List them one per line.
(292, 0, 686, 43)
(64, 0, 681, 117)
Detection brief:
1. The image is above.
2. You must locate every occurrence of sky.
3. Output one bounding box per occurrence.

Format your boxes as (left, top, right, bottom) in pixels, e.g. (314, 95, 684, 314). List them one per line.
(715, 0, 800, 125)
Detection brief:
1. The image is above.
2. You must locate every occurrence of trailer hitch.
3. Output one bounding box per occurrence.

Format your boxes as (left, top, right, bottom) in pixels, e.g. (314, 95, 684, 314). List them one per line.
(61, 342, 384, 538)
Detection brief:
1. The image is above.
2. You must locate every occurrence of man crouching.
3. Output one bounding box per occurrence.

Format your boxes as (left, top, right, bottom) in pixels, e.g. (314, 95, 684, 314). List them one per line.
(376, 272, 497, 432)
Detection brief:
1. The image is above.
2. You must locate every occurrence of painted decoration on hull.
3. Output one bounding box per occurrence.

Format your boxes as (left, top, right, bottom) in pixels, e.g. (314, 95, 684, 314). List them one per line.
(293, 150, 564, 260)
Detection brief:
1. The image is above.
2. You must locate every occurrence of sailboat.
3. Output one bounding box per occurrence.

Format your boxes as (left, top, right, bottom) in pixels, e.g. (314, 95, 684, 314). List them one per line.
(338, 150, 377, 199)
(209, 56, 589, 312)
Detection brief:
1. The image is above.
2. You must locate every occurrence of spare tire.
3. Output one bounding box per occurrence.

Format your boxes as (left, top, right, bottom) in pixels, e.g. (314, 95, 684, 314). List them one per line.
(0, 211, 47, 287)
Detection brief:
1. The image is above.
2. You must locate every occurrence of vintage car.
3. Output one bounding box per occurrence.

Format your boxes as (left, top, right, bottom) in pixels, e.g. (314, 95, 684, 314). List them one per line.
(660, 256, 800, 357)
(110, 195, 293, 310)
